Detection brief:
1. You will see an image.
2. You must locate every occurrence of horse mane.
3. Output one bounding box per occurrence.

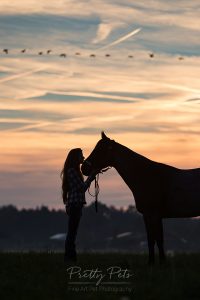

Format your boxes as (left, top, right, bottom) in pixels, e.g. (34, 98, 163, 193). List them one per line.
(115, 141, 158, 166)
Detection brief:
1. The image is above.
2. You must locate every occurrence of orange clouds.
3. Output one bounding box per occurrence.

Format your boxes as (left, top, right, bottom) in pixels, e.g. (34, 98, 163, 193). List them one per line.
(0, 1, 200, 208)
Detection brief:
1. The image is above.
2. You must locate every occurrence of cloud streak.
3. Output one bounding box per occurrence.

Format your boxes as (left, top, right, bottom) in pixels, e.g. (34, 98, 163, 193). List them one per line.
(27, 91, 138, 103)
(92, 22, 118, 44)
(97, 27, 142, 50)
(0, 67, 46, 84)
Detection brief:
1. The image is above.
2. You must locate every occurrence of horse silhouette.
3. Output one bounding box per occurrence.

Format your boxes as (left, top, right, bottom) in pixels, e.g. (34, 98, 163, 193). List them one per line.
(81, 132, 200, 264)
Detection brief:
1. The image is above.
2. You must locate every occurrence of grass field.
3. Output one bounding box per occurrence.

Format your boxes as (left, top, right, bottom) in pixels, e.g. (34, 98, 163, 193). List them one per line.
(1, 252, 200, 300)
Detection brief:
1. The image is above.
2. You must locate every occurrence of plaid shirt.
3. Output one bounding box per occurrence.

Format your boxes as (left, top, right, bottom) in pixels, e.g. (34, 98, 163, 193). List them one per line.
(66, 168, 93, 206)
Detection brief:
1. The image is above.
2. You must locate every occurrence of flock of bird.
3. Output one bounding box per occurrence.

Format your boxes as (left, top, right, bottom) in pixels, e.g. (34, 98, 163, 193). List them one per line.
(2, 48, 185, 60)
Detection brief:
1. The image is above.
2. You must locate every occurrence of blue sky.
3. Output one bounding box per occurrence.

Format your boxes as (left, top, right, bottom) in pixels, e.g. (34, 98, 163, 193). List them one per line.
(0, 0, 200, 209)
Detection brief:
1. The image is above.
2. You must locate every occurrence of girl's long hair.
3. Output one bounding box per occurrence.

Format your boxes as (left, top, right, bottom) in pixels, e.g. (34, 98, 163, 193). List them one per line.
(60, 148, 84, 204)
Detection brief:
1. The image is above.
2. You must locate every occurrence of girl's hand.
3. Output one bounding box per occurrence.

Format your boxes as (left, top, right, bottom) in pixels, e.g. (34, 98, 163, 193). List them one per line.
(65, 205, 70, 215)
(91, 168, 101, 176)
(90, 169, 101, 180)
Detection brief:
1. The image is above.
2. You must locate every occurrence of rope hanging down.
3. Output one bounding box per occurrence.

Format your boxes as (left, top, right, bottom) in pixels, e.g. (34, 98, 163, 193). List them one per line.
(87, 174, 100, 212)
(88, 167, 111, 212)
(95, 174, 100, 212)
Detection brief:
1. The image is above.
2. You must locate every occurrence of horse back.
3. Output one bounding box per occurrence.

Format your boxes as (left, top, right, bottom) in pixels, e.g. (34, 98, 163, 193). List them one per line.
(165, 168, 200, 217)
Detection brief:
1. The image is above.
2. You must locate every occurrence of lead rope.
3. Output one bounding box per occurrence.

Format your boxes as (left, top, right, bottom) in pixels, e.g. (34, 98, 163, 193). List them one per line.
(95, 174, 100, 212)
(88, 167, 111, 212)
(88, 173, 100, 212)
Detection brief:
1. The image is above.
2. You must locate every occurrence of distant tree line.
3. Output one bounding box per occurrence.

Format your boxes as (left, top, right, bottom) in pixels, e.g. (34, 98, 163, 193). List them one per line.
(0, 203, 200, 252)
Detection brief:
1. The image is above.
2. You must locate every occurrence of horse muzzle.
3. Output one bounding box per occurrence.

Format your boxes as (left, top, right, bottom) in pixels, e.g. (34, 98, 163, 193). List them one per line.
(81, 160, 92, 176)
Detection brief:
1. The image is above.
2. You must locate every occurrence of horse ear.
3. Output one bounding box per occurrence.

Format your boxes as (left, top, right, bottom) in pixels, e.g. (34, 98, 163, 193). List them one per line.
(101, 131, 109, 140)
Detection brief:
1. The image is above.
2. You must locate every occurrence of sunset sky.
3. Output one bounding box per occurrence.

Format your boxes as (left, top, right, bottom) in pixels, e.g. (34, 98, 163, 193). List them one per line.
(0, 0, 200, 209)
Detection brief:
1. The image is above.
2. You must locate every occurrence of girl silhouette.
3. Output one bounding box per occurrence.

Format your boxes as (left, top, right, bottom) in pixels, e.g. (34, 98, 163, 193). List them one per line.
(61, 148, 98, 263)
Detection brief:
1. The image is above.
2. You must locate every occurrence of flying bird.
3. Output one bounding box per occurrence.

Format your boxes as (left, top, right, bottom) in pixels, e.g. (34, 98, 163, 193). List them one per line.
(3, 49, 8, 54)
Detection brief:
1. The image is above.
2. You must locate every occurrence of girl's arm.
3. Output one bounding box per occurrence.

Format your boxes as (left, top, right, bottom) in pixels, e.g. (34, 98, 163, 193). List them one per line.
(68, 168, 96, 192)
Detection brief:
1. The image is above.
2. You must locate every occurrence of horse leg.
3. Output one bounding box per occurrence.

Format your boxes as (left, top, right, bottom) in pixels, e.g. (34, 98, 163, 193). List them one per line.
(143, 215, 156, 265)
(155, 218, 166, 264)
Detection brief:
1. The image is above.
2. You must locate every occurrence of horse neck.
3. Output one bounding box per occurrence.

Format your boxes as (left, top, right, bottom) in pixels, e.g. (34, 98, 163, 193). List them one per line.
(111, 142, 151, 190)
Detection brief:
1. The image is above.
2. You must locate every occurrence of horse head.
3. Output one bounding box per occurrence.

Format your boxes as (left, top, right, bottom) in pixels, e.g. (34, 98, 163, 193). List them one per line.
(81, 131, 114, 176)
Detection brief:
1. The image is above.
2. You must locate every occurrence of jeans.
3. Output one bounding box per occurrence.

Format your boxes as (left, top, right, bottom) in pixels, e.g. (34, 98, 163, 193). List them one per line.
(65, 204, 83, 258)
